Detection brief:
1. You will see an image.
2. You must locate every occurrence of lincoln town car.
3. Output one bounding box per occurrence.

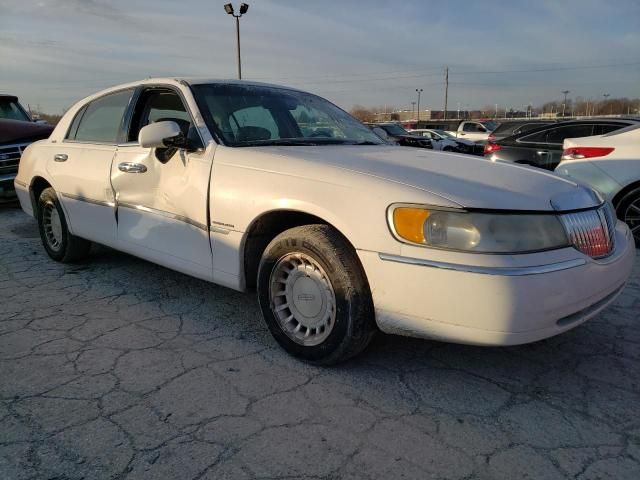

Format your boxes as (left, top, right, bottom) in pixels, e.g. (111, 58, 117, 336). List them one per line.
(14, 79, 635, 363)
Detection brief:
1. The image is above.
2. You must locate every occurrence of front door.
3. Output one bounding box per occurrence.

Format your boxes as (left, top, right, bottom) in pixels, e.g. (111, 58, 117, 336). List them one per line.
(48, 89, 135, 244)
(111, 87, 214, 281)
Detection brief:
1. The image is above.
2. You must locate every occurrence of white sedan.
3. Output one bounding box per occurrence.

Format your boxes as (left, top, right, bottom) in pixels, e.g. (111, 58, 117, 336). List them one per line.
(557, 124, 640, 245)
(14, 78, 635, 363)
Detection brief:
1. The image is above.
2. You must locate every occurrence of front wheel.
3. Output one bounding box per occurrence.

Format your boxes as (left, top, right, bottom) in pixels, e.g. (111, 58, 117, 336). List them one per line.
(257, 225, 376, 364)
(37, 187, 91, 262)
(615, 187, 640, 247)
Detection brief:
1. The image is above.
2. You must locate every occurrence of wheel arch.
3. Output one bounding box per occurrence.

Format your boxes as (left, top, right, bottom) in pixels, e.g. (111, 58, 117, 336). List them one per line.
(241, 208, 358, 290)
(29, 176, 53, 214)
(612, 179, 640, 211)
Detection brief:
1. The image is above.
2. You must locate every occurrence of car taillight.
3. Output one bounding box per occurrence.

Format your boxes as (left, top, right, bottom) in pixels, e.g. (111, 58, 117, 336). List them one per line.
(484, 143, 501, 154)
(561, 147, 614, 160)
(488, 133, 496, 142)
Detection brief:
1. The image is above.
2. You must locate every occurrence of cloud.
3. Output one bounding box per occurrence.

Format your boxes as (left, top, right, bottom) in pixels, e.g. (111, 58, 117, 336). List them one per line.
(2, 0, 639, 112)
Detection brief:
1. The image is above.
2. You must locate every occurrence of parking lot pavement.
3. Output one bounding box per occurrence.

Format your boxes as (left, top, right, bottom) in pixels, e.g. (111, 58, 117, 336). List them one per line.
(0, 203, 639, 480)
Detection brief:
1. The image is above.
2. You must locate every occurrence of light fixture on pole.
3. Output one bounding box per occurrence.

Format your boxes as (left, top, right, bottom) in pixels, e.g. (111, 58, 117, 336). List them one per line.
(224, 3, 249, 80)
(415, 88, 423, 123)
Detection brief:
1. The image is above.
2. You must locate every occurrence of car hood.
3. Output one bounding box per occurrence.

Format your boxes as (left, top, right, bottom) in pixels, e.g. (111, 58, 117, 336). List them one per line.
(0, 118, 54, 145)
(251, 145, 590, 212)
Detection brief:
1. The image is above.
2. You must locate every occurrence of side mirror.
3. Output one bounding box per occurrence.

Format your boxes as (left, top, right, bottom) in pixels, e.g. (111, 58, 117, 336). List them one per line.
(139, 121, 186, 149)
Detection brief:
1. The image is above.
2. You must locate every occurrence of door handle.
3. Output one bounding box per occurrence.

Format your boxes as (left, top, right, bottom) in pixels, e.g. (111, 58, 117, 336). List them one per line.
(53, 154, 68, 162)
(118, 162, 147, 173)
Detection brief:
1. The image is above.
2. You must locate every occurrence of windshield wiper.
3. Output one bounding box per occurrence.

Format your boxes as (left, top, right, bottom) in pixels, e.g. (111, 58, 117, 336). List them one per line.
(347, 141, 382, 145)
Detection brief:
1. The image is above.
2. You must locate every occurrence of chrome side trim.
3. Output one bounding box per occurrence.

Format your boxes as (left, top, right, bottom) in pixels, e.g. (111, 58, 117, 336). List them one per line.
(61, 192, 115, 208)
(210, 226, 230, 235)
(118, 202, 208, 231)
(378, 253, 587, 276)
(14, 179, 28, 188)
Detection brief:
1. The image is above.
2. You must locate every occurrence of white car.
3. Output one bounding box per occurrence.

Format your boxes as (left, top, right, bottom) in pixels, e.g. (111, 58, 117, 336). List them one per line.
(408, 128, 478, 153)
(14, 78, 635, 364)
(557, 124, 640, 245)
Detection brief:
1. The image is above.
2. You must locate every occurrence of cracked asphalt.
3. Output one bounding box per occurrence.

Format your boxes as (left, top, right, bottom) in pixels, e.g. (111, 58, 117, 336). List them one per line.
(1, 202, 639, 480)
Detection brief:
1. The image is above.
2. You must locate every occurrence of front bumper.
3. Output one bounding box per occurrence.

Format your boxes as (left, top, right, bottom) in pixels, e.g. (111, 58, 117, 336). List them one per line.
(358, 221, 635, 346)
(0, 173, 17, 199)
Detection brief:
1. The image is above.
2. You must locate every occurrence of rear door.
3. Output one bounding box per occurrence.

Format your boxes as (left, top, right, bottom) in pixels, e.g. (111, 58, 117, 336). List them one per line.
(110, 86, 214, 281)
(47, 89, 134, 244)
(513, 123, 594, 170)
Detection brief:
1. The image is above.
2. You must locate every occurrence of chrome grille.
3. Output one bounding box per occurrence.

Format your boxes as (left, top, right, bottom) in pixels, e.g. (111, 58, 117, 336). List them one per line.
(560, 205, 616, 258)
(0, 143, 28, 175)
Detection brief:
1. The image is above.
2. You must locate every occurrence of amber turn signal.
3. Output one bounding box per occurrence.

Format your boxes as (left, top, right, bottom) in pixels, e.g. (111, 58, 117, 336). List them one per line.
(392, 207, 430, 243)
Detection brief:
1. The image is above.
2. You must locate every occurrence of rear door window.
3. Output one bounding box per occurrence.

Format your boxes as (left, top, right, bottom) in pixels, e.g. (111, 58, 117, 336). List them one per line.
(71, 89, 134, 143)
(592, 123, 625, 135)
(545, 125, 593, 144)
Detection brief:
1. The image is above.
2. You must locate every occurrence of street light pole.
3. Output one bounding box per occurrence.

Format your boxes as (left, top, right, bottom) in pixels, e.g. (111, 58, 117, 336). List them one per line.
(224, 3, 249, 80)
(411, 101, 416, 121)
(561, 90, 570, 117)
(415, 88, 423, 124)
(603, 93, 611, 115)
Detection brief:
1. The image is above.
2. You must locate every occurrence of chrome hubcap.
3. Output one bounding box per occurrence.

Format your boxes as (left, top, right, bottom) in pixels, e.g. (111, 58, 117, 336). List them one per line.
(269, 253, 336, 346)
(43, 203, 63, 251)
(624, 199, 640, 241)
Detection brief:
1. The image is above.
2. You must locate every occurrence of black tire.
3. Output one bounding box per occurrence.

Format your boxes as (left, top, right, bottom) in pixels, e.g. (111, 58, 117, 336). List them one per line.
(257, 224, 376, 365)
(443, 146, 455, 152)
(37, 187, 91, 262)
(615, 187, 640, 247)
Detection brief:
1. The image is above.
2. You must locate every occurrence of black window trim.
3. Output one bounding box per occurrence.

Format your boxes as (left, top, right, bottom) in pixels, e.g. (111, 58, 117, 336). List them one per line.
(516, 121, 630, 146)
(63, 87, 137, 146)
(119, 84, 205, 150)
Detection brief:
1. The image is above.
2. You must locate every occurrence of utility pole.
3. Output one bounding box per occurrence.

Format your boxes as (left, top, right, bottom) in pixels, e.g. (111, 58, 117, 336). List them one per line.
(415, 89, 423, 124)
(443, 66, 449, 120)
(411, 101, 416, 121)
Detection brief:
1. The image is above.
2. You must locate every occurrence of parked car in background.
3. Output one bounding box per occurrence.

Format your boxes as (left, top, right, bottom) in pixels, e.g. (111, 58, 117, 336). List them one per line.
(488, 120, 556, 142)
(484, 119, 639, 171)
(408, 128, 483, 155)
(1, 94, 54, 201)
(408, 119, 497, 143)
(368, 123, 432, 148)
(556, 124, 640, 245)
(14, 78, 634, 363)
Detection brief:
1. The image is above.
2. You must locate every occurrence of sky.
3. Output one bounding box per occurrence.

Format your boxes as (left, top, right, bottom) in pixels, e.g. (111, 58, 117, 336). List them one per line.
(1, 0, 639, 114)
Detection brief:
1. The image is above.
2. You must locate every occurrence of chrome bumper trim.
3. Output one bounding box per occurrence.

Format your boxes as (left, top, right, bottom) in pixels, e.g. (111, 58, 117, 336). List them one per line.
(378, 253, 587, 276)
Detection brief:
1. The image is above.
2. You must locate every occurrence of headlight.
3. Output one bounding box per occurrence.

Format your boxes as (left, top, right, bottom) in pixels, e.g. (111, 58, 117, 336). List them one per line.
(389, 205, 569, 253)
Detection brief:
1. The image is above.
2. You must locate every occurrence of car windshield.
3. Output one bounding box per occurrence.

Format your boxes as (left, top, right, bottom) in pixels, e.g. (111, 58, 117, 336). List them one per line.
(192, 84, 384, 147)
(380, 124, 409, 135)
(0, 98, 31, 122)
(480, 120, 498, 131)
(433, 129, 455, 138)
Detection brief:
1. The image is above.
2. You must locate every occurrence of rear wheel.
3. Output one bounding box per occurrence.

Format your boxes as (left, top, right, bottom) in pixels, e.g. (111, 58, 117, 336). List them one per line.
(37, 187, 91, 262)
(257, 225, 376, 364)
(615, 187, 640, 247)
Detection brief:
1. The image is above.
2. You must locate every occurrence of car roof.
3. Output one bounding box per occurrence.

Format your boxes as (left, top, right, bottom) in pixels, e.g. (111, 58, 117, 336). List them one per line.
(0, 94, 19, 101)
(501, 117, 640, 141)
